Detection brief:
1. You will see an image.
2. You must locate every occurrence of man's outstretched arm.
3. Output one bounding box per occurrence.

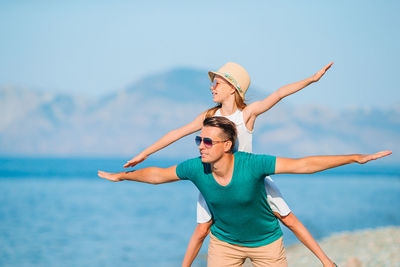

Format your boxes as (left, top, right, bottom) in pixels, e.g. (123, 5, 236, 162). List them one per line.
(98, 165, 180, 184)
(275, 151, 392, 174)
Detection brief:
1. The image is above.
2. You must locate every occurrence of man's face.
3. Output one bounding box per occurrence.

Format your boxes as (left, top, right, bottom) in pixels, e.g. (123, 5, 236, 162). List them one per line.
(197, 126, 230, 163)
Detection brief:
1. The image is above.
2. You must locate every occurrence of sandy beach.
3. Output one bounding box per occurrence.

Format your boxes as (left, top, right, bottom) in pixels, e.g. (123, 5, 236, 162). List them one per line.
(237, 226, 400, 267)
(284, 226, 399, 266)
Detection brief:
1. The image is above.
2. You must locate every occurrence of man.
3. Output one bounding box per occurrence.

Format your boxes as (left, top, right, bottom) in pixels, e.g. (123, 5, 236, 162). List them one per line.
(98, 116, 391, 267)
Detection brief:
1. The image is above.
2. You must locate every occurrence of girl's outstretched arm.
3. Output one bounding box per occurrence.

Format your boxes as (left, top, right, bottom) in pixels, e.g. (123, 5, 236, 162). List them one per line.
(124, 111, 206, 168)
(243, 62, 333, 126)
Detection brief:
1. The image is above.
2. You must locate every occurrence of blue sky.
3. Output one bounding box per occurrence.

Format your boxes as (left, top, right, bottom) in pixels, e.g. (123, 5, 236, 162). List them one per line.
(1, 1, 399, 109)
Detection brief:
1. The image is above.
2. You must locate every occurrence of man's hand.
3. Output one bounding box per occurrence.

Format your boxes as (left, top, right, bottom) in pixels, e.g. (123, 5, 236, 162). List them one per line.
(98, 171, 123, 182)
(124, 153, 147, 168)
(311, 62, 333, 82)
(356, 151, 392, 164)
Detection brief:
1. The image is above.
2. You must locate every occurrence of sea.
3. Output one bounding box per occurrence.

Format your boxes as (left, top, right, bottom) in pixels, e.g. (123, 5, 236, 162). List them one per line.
(0, 157, 399, 267)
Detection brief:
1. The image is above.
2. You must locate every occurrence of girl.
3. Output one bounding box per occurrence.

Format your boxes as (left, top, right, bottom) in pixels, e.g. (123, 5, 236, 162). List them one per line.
(124, 62, 335, 266)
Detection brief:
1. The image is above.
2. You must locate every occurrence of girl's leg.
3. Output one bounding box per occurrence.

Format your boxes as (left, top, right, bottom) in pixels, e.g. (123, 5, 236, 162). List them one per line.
(182, 220, 212, 267)
(182, 192, 213, 267)
(275, 212, 336, 267)
(265, 177, 335, 267)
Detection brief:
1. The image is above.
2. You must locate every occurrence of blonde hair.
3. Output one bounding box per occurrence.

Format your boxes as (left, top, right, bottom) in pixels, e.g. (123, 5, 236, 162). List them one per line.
(205, 91, 247, 118)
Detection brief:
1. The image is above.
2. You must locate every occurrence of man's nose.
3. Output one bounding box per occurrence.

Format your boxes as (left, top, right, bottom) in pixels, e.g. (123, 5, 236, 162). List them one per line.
(198, 140, 206, 150)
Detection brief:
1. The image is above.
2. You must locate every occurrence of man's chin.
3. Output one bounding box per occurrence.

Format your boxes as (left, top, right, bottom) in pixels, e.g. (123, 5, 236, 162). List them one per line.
(200, 155, 212, 163)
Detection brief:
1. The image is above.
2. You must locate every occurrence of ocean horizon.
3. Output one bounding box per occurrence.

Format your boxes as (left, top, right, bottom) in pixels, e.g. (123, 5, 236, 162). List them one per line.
(0, 157, 399, 266)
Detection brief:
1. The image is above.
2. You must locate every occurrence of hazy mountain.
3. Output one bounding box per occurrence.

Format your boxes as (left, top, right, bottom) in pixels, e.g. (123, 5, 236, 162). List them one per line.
(0, 68, 399, 163)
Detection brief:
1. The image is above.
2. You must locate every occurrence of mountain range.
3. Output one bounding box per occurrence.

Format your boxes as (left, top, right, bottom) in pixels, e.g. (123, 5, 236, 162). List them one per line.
(1, 68, 399, 163)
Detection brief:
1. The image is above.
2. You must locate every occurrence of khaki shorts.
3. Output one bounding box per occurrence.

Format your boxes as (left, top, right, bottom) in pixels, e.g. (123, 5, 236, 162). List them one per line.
(208, 233, 287, 267)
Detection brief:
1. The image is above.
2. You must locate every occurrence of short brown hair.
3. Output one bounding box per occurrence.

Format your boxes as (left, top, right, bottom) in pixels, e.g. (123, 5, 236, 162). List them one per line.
(203, 116, 237, 153)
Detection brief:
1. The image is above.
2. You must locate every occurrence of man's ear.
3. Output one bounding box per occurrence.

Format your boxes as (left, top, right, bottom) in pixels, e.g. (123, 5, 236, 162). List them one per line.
(224, 140, 233, 153)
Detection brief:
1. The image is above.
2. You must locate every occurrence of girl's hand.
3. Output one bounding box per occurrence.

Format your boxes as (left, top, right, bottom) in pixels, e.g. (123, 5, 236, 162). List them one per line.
(98, 171, 122, 182)
(357, 151, 392, 164)
(124, 154, 147, 168)
(311, 62, 333, 82)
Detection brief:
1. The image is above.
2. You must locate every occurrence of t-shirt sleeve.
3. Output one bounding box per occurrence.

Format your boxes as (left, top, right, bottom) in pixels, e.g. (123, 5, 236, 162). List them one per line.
(176, 157, 200, 181)
(249, 154, 276, 177)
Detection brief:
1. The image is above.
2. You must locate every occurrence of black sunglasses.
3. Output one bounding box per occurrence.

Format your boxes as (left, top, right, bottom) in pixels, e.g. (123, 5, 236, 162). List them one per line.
(195, 136, 228, 148)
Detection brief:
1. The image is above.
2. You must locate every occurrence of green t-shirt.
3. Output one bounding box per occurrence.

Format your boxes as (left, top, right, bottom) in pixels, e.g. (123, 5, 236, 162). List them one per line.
(176, 151, 282, 247)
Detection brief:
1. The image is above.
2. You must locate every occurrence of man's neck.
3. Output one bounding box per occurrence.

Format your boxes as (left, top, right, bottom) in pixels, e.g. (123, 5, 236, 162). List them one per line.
(210, 153, 235, 185)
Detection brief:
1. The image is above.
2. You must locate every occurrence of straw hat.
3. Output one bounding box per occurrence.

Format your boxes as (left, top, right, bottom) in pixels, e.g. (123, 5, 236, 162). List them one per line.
(208, 62, 250, 99)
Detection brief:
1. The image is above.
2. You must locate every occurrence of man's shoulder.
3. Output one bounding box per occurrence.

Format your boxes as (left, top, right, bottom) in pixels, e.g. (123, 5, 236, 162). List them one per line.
(234, 151, 251, 158)
(235, 151, 270, 160)
(235, 151, 256, 166)
(176, 156, 206, 180)
(235, 151, 276, 170)
(235, 151, 275, 158)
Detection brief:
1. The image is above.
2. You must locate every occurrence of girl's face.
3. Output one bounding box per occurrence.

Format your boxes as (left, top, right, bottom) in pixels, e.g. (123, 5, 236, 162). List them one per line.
(210, 76, 236, 103)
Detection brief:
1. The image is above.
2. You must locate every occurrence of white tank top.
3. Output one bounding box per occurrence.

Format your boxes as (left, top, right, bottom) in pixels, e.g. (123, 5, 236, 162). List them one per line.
(214, 109, 253, 153)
